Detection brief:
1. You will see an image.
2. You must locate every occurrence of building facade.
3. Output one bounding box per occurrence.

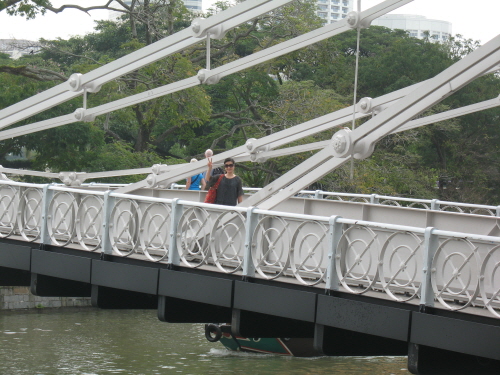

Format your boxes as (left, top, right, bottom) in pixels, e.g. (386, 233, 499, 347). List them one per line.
(315, 2, 452, 42)
(184, 0, 202, 12)
(371, 14, 452, 41)
(316, 0, 353, 23)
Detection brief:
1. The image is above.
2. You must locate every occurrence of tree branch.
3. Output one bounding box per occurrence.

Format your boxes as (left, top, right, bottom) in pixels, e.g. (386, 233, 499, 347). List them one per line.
(0, 65, 67, 81)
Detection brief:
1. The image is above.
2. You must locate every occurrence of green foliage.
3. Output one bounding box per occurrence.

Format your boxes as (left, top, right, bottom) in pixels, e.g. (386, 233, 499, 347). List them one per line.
(0, 0, 51, 19)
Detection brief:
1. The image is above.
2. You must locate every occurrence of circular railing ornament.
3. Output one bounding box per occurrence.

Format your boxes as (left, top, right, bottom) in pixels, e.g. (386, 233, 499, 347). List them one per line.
(440, 205, 464, 213)
(0, 184, 19, 238)
(177, 206, 211, 268)
(471, 208, 495, 216)
(480, 244, 500, 318)
(210, 210, 246, 273)
(290, 220, 328, 286)
(17, 187, 43, 242)
(431, 238, 480, 311)
(251, 216, 291, 280)
(139, 202, 171, 262)
(335, 225, 380, 294)
(76, 195, 104, 251)
(378, 231, 422, 302)
(47, 191, 78, 246)
(109, 199, 141, 257)
(380, 200, 400, 207)
(408, 202, 429, 209)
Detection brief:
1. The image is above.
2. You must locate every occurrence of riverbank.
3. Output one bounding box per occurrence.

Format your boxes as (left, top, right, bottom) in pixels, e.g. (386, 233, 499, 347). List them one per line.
(0, 286, 91, 310)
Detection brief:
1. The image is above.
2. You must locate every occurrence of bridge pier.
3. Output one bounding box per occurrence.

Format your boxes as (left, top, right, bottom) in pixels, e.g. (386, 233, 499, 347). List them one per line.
(31, 273, 91, 297)
(232, 309, 315, 338)
(231, 280, 317, 338)
(314, 324, 407, 356)
(314, 294, 410, 356)
(91, 285, 157, 309)
(157, 269, 233, 323)
(0, 242, 31, 286)
(0, 266, 30, 286)
(158, 296, 231, 322)
(408, 343, 500, 375)
(407, 311, 500, 374)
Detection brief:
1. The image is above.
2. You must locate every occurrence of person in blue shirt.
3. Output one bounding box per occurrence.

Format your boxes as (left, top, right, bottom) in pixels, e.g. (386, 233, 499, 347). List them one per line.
(185, 158, 206, 191)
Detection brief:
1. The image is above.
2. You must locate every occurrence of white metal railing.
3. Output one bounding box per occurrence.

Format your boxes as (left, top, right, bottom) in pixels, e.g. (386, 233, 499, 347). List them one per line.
(1, 180, 500, 319)
(169, 183, 500, 217)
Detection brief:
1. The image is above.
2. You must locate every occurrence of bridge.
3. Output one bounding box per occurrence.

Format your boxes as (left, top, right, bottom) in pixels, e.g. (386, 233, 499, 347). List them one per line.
(1, 0, 500, 374)
(1, 182, 500, 374)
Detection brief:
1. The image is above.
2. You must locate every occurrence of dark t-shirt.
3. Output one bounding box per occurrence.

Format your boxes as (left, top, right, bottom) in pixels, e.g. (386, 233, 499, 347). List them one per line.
(208, 174, 243, 206)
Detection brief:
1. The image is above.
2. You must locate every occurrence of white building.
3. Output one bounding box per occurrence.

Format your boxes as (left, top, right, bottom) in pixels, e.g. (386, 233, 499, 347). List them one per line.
(371, 14, 452, 42)
(0, 39, 41, 59)
(184, 0, 202, 12)
(316, 0, 353, 23)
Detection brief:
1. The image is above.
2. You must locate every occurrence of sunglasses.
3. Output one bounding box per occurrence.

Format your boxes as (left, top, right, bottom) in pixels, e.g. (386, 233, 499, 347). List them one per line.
(224, 164, 234, 168)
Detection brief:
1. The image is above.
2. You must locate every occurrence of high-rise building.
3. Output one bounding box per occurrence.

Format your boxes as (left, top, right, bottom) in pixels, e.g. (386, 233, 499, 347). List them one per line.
(316, 0, 353, 24)
(315, 1, 452, 43)
(371, 14, 452, 41)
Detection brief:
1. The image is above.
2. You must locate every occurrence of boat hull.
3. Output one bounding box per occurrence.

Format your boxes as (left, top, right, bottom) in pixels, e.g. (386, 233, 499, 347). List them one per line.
(205, 324, 322, 357)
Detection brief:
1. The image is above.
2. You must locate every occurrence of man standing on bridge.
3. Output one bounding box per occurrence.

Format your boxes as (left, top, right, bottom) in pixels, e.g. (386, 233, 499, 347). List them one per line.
(205, 157, 243, 206)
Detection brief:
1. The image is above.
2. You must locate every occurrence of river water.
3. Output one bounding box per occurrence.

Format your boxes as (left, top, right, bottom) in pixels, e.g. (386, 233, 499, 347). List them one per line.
(0, 308, 411, 375)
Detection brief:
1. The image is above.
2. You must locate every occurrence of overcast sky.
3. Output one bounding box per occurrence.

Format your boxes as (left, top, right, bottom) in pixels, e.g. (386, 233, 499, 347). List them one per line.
(0, 0, 499, 45)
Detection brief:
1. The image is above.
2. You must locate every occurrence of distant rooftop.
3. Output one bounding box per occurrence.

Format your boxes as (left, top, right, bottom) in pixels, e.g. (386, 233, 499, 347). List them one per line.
(0, 39, 41, 59)
(371, 14, 452, 42)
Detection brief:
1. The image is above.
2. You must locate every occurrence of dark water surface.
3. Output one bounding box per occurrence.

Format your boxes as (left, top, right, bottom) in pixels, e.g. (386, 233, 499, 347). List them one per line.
(0, 308, 411, 375)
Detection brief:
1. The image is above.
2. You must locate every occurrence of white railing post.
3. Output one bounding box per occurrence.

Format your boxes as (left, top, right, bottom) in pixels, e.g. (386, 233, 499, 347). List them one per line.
(325, 215, 343, 292)
(420, 227, 438, 311)
(242, 206, 259, 279)
(496, 205, 500, 217)
(370, 194, 379, 204)
(101, 191, 115, 256)
(167, 198, 183, 267)
(431, 199, 440, 211)
(40, 184, 54, 248)
(315, 190, 324, 200)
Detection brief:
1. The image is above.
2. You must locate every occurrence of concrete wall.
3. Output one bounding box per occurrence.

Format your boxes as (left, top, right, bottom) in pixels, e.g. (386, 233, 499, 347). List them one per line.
(0, 286, 91, 310)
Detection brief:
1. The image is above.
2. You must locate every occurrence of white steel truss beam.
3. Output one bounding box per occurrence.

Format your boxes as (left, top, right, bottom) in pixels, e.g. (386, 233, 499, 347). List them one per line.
(10, 0, 498, 205)
(0, 0, 412, 144)
(395, 95, 500, 133)
(0, 0, 296, 131)
(4, 75, 498, 188)
(241, 35, 500, 209)
(4, 83, 497, 186)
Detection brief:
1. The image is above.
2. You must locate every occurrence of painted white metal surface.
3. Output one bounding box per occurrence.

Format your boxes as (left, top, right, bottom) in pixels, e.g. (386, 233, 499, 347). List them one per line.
(1, 180, 500, 318)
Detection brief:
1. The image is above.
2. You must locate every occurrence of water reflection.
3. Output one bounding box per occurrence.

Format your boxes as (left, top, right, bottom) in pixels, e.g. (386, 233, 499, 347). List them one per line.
(0, 308, 410, 374)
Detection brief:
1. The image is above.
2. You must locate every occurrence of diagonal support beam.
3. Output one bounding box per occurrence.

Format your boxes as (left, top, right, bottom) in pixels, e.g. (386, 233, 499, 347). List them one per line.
(0, 0, 412, 145)
(244, 35, 500, 210)
(0, 0, 296, 131)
